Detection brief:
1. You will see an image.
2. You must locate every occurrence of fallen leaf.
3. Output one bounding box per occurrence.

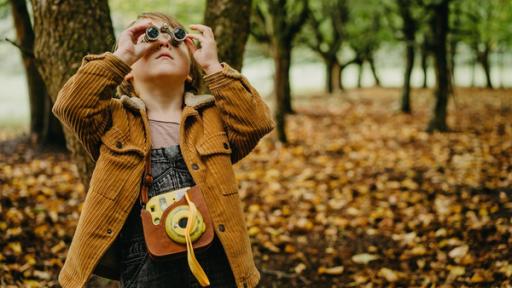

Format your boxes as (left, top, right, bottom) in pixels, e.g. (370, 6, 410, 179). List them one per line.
(352, 253, 380, 264)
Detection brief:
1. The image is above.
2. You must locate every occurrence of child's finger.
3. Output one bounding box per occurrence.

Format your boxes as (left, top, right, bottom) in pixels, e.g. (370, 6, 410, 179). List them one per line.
(186, 33, 207, 44)
(136, 40, 160, 57)
(185, 38, 197, 54)
(127, 19, 153, 42)
(189, 24, 214, 38)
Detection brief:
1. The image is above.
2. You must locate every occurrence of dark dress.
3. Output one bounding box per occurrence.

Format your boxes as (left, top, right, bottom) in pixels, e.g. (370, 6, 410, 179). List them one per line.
(118, 144, 237, 288)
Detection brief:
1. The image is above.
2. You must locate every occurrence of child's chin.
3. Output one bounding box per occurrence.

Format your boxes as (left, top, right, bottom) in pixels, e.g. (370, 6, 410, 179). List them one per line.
(149, 70, 186, 81)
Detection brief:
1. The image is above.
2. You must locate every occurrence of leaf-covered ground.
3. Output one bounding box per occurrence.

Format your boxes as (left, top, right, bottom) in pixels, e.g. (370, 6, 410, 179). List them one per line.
(1, 88, 511, 287)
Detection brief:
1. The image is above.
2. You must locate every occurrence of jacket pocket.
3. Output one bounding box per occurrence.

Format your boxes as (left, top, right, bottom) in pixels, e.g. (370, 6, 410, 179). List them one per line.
(196, 131, 238, 195)
(100, 126, 144, 157)
(196, 131, 232, 156)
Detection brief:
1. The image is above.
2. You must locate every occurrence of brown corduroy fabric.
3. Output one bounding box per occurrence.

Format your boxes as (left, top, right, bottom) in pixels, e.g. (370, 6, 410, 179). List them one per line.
(51, 51, 275, 288)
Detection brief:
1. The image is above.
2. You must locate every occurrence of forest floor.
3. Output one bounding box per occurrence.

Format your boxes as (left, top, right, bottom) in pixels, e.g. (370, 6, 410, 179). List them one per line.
(1, 87, 511, 287)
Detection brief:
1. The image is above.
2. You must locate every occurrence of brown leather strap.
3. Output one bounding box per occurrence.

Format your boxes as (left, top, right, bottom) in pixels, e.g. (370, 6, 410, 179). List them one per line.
(140, 150, 153, 207)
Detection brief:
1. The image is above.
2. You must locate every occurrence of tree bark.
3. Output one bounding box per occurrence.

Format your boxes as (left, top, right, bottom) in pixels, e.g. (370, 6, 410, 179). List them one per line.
(401, 42, 415, 113)
(337, 62, 344, 90)
(447, 39, 456, 94)
(357, 61, 363, 88)
(31, 0, 118, 281)
(9, 0, 65, 148)
(478, 44, 493, 89)
(427, 0, 450, 132)
(253, 0, 307, 143)
(204, 0, 252, 71)
(368, 56, 381, 87)
(421, 38, 429, 88)
(273, 43, 291, 142)
(325, 59, 342, 93)
(31, 0, 115, 187)
(398, 0, 416, 113)
(471, 52, 477, 87)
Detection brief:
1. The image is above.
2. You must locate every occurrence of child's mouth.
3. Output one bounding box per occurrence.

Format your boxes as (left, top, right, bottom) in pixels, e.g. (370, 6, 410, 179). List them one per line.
(156, 53, 173, 60)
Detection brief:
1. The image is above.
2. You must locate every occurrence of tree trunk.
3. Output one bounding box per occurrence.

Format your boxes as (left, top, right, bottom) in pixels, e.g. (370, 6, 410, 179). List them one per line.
(427, 0, 450, 132)
(273, 43, 291, 143)
(479, 44, 493, 89)
(325, 58, 342, 93)
(357, 61, 363, 88)
(398, 0, 417, 113)
(499, 50, 505, 89)
(471, 53, 477, 87)
(448, 2, 461, 93)
(9, 0, 65, 148)
(31, 0, 118, 282)
(448, 39, 456, 93)
(42, 93, 66, 148)
(398, 0, 416, 113)
(264, 0, 307, 143)
(337, 62, 345, 90)
(31, 0, 115, 186)
(368, 56, 381, 87)
(204, 0, 251, 71)
(401, 41, 415, 113)
(421, 39, 429, 88)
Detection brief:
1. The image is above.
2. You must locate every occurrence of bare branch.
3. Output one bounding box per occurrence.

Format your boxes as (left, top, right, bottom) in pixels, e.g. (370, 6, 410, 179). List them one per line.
(2, 37, 35, 58)
(250, 3, 271, 43)
(288, 0, 309, 37)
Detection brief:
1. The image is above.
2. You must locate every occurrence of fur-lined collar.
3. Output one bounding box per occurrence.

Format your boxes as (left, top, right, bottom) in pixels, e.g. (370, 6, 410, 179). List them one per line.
(118, 92, 215, 113)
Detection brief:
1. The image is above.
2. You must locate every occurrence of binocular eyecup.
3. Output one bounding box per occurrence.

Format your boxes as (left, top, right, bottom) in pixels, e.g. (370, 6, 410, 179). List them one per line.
(143, 24, 187, 47)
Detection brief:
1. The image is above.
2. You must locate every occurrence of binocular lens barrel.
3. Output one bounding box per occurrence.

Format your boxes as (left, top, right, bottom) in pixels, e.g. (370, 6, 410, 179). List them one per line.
(145, 26, 160, 41)
(143, 25, 187, 46)
(173, 28, 187, 41)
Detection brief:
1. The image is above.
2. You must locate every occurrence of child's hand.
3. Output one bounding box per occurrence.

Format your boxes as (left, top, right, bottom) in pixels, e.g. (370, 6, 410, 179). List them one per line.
(113, 19, 160, 66)
(185, 24, 223, 75)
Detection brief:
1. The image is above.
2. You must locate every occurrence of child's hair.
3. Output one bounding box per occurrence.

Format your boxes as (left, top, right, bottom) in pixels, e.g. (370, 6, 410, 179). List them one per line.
(112, 12, 203, 97)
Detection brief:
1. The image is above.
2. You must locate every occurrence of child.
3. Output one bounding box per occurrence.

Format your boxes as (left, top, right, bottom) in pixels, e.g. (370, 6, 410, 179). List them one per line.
(52, 11, 274, 288)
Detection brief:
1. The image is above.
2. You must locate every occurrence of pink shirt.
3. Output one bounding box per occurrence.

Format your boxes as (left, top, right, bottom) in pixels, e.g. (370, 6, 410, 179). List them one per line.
(149, 119, 180, 148)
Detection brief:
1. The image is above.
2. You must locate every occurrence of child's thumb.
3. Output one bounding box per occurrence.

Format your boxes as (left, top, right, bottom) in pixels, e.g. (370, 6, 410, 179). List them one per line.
(138, 41, 160, 56)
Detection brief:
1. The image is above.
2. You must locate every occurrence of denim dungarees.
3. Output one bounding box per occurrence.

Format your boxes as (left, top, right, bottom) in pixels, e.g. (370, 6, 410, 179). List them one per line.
(117, 144, 237, 288)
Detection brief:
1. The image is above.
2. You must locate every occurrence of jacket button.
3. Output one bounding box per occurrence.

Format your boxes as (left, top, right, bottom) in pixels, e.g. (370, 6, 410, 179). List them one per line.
(223, 142, 229, 149)
(192, 163, 199, 170)
(115, 141, 123, 148)
(107, 228, 112, 234)
(218, 224, 225, 232)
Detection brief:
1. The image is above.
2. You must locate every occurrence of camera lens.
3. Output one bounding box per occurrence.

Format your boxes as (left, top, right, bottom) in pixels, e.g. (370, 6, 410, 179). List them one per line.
(178, 217, 188, 228)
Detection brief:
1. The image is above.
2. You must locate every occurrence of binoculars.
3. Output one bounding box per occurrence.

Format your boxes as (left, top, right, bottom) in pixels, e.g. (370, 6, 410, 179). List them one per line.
(143, 23, 187, 47)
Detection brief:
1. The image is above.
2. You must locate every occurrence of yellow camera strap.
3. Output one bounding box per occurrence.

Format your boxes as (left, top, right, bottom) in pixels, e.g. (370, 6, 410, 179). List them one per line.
(184, 192, 210, 287)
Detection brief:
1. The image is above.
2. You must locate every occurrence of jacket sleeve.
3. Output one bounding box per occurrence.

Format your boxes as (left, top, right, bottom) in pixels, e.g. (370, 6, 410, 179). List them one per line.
(51, 52, 132, 161)
(203, 62, 275, 165)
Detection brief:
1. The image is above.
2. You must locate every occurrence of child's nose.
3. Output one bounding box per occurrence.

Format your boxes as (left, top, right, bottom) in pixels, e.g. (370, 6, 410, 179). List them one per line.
(157, 33, 172, 46)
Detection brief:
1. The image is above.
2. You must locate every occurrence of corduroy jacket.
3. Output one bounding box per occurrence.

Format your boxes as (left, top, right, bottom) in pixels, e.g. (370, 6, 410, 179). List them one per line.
(51, 51, 275, 288)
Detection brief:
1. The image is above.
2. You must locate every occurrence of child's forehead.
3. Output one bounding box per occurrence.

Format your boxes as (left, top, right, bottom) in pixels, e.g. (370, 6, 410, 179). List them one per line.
(135, 17, 172, 28)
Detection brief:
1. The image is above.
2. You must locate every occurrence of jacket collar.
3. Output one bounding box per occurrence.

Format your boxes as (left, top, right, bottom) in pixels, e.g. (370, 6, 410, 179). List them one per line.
(118, 91, 215, 113)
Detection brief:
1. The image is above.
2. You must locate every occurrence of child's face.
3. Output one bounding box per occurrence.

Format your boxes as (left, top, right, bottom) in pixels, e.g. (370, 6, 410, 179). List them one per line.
(129, 18, 191, 88)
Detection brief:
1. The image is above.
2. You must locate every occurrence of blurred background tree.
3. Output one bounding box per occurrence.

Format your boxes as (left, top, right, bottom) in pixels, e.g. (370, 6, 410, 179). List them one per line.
(31, 0, 116, 185)
(8, 0, 60, 147)
(1, 0, 512, 287)
(300, 0, 349, 93)
(251, 0, 309, 143)
(1, 0, 511, 143)
(345, 0, 392, 88)
(204, 0, 252, 71)
(383, 0, 424, 113)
